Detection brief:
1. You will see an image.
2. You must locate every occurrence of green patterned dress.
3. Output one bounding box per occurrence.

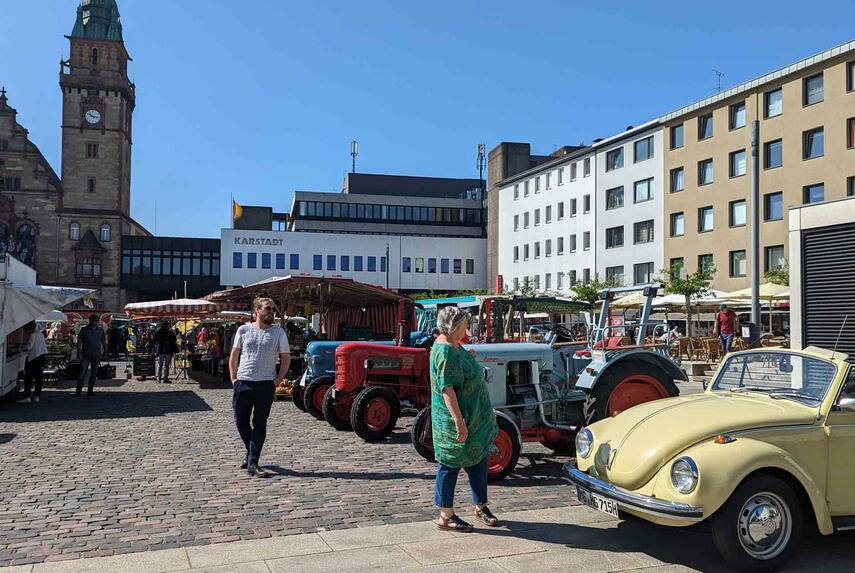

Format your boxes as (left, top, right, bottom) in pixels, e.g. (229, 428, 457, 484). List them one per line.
(430, 343, 498, 468)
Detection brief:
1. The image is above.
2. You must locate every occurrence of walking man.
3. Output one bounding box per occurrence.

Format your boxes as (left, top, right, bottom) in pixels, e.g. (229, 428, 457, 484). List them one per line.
(229, 297, 290, 477)
(155, 321, 179, 383)
(76, 315, 106, 397)
(714, 303, 740, 355)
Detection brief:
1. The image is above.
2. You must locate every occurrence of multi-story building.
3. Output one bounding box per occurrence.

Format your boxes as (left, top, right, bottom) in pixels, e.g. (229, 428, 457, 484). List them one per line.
(662, 40, 855, 291)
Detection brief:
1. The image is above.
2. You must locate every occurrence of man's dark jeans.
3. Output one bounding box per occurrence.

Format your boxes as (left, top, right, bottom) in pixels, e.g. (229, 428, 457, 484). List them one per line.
(719, 333, 734, 354)
(233, 379, 275, 466)
(77, 354, 100, 395)
(23, 355, 46, 398)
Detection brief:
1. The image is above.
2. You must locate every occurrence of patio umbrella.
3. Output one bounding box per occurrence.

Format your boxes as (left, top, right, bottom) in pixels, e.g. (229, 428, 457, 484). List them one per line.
(124, 298, 220, 319)
(39, 309, 68, 322)
(719, 283, 790, 333)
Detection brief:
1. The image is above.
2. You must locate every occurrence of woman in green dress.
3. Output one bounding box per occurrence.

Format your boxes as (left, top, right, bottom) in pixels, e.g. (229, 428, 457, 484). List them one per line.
(431, 306, 499, 532)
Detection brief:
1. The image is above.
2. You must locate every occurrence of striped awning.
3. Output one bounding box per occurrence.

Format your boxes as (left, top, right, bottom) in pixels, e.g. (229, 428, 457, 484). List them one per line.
(124, 298, 220, 319)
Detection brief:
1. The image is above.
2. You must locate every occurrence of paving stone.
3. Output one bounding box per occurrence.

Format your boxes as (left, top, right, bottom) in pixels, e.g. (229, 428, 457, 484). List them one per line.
(399, 535, 546, 565)
(319, 521, 453, 551)
(29, 548, 189, 573)
(182, 561, 271, 573)
(185, 534, 329, 568)
(266, 545, 419, 573)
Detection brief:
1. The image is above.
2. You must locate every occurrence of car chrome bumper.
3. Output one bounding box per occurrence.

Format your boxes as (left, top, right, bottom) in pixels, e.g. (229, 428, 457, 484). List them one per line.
(563, 464, 704, 520)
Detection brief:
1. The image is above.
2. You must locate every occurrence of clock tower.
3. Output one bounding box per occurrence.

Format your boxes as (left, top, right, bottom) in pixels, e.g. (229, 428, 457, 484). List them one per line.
(60, 0, 134, 215)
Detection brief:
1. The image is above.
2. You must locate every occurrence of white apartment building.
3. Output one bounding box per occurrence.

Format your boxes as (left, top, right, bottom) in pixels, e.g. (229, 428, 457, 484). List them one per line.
(595, 122, 665, 286)
(221, 228, 487, 292)
(497, 148, 598, 295)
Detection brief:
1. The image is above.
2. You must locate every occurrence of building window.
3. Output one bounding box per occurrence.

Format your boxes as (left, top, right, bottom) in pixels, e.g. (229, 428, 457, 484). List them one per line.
(729, 149, 747, 178)
(803, 183, 824, 204)
(534, 242, 541, 258)
(466, 259, 474, 274)
(558, 167, 564, 185)
(848, 61, 855, 92)
(275, 253, 285, 269)
(534, 209, 541, 226)
(849, 176, 855, 197)
(523, 244, 530, 260)
(367, 256, 377, 272)
(605, 226, 624, 249)
(670, 258, 685, 279)
(513, 184, 519, 200)
(730, 250, 747, 277)
(350, 255, 361, 271)
(401, 257, 411, 273)
(557, 236, 564, 255)
(729, 101, 746, 130)
(414, 257, 424, 273)
(453, 259, 462, 274)
(698, 113, 714, 140)
(557, 272, 563, 290)
(633, 262, 655, 285)
(765, 88, 783, 118)
(633, 220, 654, 244)
(605, 266, 624, 285)
(533, 275, 540, 290)
(327, 255, 336, 271)
(698, 159, 714, 185)
(583, 194, 591, 213)
(545, 205, 552, 223)
(524, 180, 529, 197)
(440, 258, 449, 274)
(546, 172, 552, 189)
(233, 252, 243, 268)
(69, 222, 80, 240)
(765, 245, 786, 272)
(803, 127, 824, 159)
(698, 206, 714, 232)
(86, 143, 98, 158)
(261, 253, 271, 269)
(313, 254, 322, 270)
(381, 256, 387, 273)
(569, 234, 577, 253)
(729, 199, 747, 227)
(90, 47, 99, 66)
(544, 273, 552, 290)
(583, 231, 590, 251)
(847, 117, 855, 149)
(633, 178, 653, 203)
(290, 254, 299, 270)
(88, 178, 96, 193)
(535, 176, 541, 193)
(606, 148, 623, 171)
(524, 212, 530, 228)
(606, 186, 624, 210)
(670, 167, 684, 193)
(803, 73, 824, 106)
(570, 198, 577, 216)
(99, 223, 111, 242)
(764, 139, 783, 169)
(634, 136, 654, 162)
(513, 246, 519, 262)
(583, 158, 591, 176)
(569, 270, 577, 286)
(698, 254, 714, 273)
(513, 215, 519, 231)
(570, 163, 577, 181)
(247, 253, 257, 269)
(670, 212, 684, 237)
(428, 257, 436, 273)
(670, 124, 684, 149)
(764, 192, 784, 221)
(557, 202, 564, 219)
(76, 255, 102, 279)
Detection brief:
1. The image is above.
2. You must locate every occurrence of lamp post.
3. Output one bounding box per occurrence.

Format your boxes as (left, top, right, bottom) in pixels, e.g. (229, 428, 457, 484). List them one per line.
(750, 120, 761, 326)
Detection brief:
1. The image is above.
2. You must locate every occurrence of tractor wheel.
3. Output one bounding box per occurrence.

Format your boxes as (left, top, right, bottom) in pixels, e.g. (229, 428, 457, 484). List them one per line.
(540, 433, 576, 455)
(292, 378, 307, 412)
(351, 386, 400, 441)
(322, 385, 352, 431)
(304, 376, 333, 421)
(583, 363, 678, 425)
(411, 406, 436, 463)
(487, 415, 521, 482)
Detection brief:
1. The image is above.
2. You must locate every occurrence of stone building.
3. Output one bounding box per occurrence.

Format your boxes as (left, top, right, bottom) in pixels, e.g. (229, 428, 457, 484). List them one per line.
(0, 0, 148, 311)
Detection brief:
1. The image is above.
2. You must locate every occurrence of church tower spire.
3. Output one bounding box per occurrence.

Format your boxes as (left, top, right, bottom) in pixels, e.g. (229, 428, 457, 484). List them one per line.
(70, 0, 124, 42)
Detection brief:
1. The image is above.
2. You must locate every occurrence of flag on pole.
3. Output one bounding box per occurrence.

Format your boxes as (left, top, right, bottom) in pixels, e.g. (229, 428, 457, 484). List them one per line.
(232, 198, 243, 224)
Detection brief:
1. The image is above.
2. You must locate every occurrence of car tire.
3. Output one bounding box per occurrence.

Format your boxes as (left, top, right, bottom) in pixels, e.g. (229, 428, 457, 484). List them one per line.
(304, 376, 333, 421)
(583, 363, 678, 424)
(487, 415, 521, 482)
(322, 385, 352, 431)
(351, 386, 400, 441)
(292, 377, 307, 412)
(711, 474, 803, 572)
(411, 406, 436, 463)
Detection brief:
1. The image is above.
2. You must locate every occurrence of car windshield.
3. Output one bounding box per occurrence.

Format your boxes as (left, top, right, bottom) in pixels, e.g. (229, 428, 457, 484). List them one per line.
(711, 351, 838, 403)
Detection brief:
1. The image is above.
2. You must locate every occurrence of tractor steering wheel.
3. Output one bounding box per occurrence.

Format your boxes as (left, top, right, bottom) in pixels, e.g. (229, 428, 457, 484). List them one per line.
(550, 324, 574, 340)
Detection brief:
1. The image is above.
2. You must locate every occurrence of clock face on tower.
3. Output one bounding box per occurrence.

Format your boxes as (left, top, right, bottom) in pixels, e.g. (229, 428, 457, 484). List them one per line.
(84, 109, 102, 124)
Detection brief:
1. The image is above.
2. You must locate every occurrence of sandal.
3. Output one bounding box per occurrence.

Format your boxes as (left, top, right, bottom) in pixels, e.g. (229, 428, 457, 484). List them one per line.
(475, 505, 499, 526)
(437, 514, 474, 532)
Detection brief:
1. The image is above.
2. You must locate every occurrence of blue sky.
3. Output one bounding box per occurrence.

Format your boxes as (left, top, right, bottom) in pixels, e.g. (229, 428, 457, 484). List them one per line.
(2, 1, 853, 238)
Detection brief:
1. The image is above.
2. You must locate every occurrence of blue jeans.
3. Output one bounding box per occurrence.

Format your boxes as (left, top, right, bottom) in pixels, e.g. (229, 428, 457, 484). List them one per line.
(434, 456, 489, 509)
(233, 379, 275, 466)
(719, 333, 734, 354)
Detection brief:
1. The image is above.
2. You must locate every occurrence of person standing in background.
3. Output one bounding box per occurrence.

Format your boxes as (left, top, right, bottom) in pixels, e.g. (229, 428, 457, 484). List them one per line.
(185, 327, 197, 355)
(76, 315, 106, 397)
(155, 321, 179, 383)
(17, 322, 47, 403)
(714, 303, 740, 355)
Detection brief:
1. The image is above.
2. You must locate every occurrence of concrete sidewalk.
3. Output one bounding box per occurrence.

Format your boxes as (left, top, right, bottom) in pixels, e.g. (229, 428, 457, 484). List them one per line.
(3, 504, 855, 573)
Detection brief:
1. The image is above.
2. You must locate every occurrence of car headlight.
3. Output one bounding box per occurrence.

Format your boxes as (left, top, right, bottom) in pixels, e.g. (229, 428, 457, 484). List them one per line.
(576, 428, 594, 459)
(670, 457, 699, 494)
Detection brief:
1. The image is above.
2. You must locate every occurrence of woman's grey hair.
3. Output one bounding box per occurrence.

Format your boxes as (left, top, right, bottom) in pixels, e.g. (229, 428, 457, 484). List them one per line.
(436, 306, 469, 335)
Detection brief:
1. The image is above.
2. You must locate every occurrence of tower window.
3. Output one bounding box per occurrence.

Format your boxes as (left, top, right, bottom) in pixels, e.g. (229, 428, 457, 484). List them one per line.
(69, 223, 80, 241)
(12, 177, 20, 190)
(88, 178, 96, 193)
(91, 48, 99, 66)
(100, 223, 111, 242)
(86, 143, 98, 158)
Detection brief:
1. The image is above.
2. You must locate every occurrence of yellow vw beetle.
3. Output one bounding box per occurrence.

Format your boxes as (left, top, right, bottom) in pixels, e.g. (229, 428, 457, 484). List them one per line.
(565, 346, 855, 572)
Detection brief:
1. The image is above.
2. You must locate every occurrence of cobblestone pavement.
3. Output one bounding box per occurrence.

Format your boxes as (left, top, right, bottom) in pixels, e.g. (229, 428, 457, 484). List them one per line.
(0, 373, 577, 567)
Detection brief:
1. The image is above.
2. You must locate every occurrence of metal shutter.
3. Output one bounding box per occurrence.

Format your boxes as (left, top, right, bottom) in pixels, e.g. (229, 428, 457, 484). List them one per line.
(802, 222, 855, 361)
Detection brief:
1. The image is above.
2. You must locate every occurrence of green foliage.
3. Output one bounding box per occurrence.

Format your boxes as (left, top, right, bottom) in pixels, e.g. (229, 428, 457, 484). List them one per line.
(47, 339, 73, 356)
(764, 261, 789, 286)
(569, 273, 615, 305)
(410, 288, 492, 300)
(658, 263, 716, 300)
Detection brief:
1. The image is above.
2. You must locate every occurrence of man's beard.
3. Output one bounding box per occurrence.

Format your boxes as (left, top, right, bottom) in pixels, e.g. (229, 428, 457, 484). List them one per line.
(259, 313, 274, 325)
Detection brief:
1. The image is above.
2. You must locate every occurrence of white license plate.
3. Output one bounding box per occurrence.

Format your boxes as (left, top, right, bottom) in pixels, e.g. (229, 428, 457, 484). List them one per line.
(576, 486, 619, 518)
(299, 370, 308, 387)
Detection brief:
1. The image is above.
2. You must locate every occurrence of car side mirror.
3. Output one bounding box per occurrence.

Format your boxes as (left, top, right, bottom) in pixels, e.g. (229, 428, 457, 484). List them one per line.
(837, 396, 855, 413)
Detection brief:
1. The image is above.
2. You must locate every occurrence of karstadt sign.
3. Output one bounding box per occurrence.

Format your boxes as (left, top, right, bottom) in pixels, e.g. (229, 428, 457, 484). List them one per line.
(233, 237, 284, 246)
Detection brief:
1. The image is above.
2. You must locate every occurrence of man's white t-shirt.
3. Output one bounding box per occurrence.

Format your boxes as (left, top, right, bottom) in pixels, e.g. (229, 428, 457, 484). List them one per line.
(232, 324, 289, 381)
(28, 331, 47, 360)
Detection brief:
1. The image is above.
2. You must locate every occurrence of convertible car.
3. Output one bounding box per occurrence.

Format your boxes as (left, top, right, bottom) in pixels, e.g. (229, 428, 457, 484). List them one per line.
(565, 346, 854, 572)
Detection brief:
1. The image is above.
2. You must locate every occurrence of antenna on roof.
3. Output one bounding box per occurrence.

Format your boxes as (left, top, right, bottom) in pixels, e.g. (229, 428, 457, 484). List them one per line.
(713, 69, 726, 92)
(832, 315, 849, 360)
(350, 140, 358, 173)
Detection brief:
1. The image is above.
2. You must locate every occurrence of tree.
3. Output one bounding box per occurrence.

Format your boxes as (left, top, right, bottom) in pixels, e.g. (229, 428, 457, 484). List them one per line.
(568, 273, 615, 305)
(658, 263, 716, 338)
(764, 260, 789, 286)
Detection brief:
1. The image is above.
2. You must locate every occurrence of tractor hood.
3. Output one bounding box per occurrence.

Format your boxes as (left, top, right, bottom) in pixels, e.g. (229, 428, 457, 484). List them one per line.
(589, 392, 817, 490)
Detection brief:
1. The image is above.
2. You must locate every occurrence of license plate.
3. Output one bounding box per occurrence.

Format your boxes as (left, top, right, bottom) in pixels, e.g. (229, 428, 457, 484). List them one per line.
(576, 486, 619, 518)
(299, 371, 308, 387)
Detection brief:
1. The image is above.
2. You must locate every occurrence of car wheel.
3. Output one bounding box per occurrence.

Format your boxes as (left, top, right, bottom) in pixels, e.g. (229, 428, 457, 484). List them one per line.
(304, 376, 333, 421)
(322, 385, 352, 431)
(351, 386, 400, 441)
(411, 406, 436, 463)
(712, 475, 803, 572)
(292, 377, 307, 412)
(487, 415, 521, 482)
(583, 363, 678, 424)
